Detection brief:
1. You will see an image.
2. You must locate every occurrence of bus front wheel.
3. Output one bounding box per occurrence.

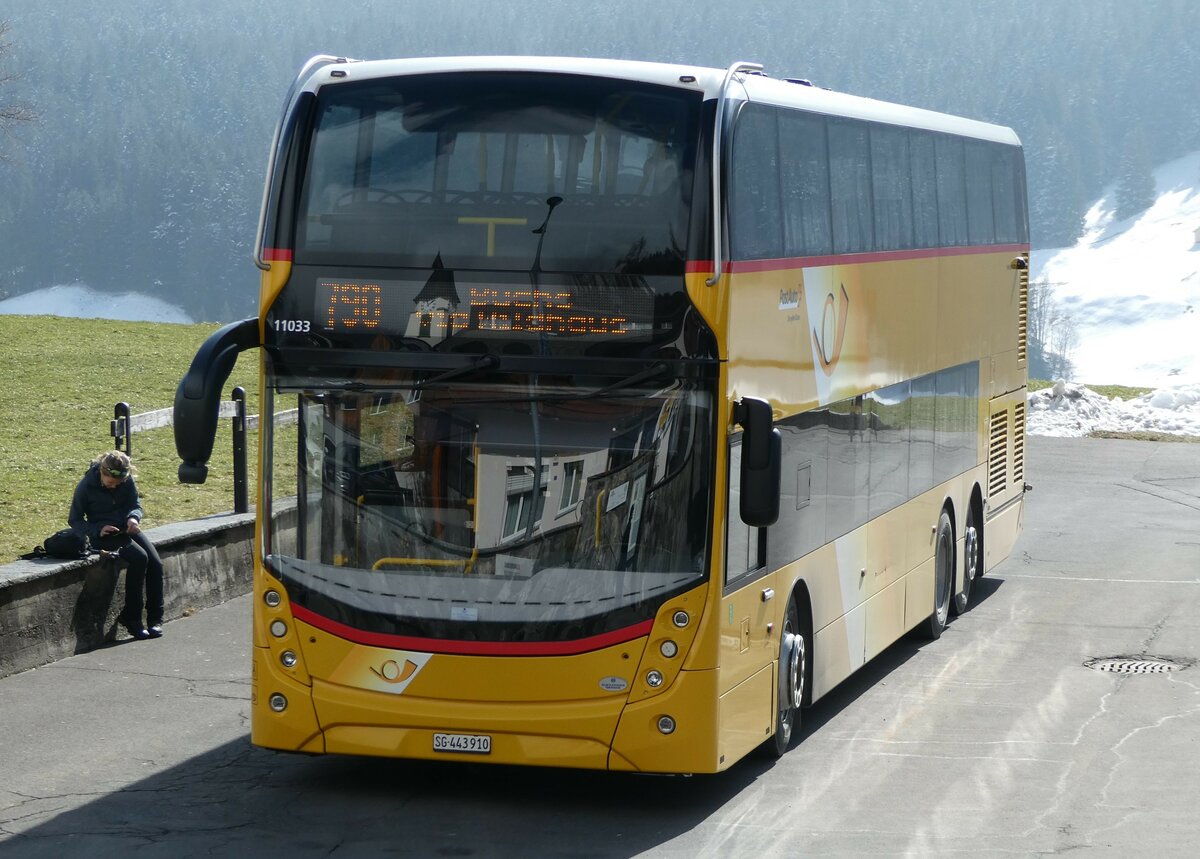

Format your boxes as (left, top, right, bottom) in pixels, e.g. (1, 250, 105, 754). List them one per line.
(763, 598, 805, 758)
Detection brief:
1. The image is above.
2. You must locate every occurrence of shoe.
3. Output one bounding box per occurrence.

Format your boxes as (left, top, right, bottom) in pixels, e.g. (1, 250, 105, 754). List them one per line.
(123, 623, 150, 641)
(147, 625, 163, 638)
(119, 614, 149, 640)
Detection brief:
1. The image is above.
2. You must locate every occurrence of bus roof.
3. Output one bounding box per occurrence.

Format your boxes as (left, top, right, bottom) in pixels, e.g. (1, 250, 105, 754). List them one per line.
(300, 55, 1021, 147)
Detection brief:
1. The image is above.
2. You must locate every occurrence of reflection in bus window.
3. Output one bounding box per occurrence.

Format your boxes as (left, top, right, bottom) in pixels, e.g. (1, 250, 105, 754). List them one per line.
(267, 375, 713, 643)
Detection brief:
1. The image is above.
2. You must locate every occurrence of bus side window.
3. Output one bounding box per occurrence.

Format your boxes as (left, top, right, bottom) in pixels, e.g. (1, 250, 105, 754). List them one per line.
(726, 438, 765, 585)
(730, 103, 783, 261)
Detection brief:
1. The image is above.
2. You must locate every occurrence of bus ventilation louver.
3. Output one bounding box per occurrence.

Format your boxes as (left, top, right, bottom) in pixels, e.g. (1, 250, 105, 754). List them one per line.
(988, 411, 1009, 497)
(1012, 403, 1026, 484)
(1017, 266, 1029, 363)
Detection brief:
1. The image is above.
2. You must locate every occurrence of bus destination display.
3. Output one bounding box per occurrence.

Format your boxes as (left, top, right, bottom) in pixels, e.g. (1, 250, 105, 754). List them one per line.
(314, 278, 655, 341)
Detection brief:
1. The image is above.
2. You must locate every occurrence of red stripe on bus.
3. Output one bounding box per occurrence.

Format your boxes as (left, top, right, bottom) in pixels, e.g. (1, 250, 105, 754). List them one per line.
(290, 604, 655, 655)
(686, 243, 1030, 275)
(263, 248, 293, 261)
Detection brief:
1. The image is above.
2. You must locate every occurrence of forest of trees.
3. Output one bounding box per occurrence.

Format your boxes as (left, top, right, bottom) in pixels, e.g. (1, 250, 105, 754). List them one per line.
(1, 0, 1197, 321)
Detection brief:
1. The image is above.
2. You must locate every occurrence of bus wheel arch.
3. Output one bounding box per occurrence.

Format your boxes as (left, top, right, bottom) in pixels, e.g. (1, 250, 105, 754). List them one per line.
(953, 487, 984, 615)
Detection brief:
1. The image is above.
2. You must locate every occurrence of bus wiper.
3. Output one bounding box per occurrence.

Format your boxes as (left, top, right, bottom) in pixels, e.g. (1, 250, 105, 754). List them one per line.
(578, 361, 671, 398)
(412, 354, 499, 389)
(295, 356, 498, 394)
(453, 362, 673, 406)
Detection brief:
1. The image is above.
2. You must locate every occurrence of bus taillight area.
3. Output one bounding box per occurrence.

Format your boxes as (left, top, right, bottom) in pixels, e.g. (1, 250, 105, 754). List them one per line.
(249, 575, 718, 772)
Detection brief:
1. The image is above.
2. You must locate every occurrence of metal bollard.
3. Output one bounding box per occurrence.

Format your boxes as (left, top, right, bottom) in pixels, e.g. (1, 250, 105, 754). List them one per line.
(111, 402, 132, 454)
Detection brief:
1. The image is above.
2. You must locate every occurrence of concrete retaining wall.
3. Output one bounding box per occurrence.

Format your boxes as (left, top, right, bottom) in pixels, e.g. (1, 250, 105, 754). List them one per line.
(0, 513, 255, 680)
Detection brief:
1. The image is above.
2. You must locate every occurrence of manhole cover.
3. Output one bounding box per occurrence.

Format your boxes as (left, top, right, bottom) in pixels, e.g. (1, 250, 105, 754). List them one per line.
(1084, 656, 1192, 674)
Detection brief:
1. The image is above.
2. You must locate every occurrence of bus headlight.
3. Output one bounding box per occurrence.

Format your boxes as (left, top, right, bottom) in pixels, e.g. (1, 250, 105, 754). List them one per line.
(264, 589, 282, 607)
(646, 670, 664, 688)
(280, 650, 298, 668)
(657, 715, 676, 734)
(269, 693, 288, 712)
(269, 620, 288, 638)
(660, 640, 679, 658)
(672, 610, 690, 628)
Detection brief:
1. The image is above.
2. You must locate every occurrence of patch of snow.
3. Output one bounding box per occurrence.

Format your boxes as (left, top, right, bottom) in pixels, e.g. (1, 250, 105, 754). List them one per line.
(1028, 381, 1200, 438)
(0, 284, 193, 324)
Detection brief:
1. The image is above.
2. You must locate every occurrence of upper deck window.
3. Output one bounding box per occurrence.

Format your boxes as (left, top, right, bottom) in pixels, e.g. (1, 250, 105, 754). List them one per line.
(730, 102, 1028, 261)
(296, 72, 701, 274)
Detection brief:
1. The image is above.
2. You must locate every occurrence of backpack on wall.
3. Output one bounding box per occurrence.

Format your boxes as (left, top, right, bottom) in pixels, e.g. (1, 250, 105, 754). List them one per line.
(20, 528, 91, 560)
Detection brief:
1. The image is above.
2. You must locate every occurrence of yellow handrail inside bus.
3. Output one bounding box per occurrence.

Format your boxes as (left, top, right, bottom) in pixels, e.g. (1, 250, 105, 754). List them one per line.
(457, 216, 528, 257)
(373, 547, 478, 574)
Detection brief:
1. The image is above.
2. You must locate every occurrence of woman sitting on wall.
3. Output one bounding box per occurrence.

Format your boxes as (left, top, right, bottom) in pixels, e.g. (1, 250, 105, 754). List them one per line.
(68, 451, 165, 640)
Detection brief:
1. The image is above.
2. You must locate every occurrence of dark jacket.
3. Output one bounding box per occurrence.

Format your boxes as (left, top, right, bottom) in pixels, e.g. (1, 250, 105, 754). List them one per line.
(68, 464, 144, 542)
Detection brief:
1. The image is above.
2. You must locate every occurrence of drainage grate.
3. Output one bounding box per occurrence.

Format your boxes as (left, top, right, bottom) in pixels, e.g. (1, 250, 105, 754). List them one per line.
(1084, 656, 1192, 675)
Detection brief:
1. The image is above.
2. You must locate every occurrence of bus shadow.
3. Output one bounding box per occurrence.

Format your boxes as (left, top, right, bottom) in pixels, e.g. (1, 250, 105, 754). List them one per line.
(793, 574, 1005, 742)
(968, 574, 1004, 610)
(4, 736, 767, 857)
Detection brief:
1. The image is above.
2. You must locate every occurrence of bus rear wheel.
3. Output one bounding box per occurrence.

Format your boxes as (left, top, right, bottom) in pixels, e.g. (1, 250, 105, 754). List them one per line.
(762, 598, 805, 758)
(917, 509, 954, 640)
(953, 504, 980, 615)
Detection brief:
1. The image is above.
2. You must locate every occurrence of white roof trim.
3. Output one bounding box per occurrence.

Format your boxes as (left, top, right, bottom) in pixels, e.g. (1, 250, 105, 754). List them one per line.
(303, 56, 1020, 146)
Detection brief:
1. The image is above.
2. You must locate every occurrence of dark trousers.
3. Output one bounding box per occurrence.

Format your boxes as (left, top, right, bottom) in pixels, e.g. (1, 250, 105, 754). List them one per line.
(118, 531, 165, 627)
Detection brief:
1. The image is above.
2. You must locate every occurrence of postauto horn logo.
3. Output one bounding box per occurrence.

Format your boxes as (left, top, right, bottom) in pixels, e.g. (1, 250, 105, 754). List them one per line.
(813, 283, 850, 375)
(371, 658, 420, 684)
(328, 649, 432, 694)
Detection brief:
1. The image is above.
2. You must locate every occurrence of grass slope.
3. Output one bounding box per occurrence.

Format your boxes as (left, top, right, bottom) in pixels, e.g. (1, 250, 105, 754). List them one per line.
(0, 315, 260, 561)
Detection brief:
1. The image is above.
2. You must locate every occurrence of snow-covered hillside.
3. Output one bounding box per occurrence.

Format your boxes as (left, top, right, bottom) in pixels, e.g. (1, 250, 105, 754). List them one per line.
(1029, 151, 1200, 436)
(1032, 151, 1200, 388)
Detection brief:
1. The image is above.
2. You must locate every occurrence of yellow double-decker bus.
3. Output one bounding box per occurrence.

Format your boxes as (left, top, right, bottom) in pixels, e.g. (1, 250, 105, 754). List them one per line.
(175, 56, 1028, 772)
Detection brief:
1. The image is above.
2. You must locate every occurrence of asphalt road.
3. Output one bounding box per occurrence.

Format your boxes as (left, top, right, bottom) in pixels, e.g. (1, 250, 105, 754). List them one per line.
(2, 436, 1198, 858)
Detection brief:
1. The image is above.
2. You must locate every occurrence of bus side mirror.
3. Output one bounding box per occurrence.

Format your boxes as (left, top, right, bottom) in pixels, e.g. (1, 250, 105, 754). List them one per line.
(735, 397, 781, 527)
(174, 318, 259, 484)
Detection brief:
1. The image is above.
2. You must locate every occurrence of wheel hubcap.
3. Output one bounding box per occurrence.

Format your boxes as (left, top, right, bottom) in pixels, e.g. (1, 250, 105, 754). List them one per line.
(965, 524, 979, 584)
(782, 630, 804, 709)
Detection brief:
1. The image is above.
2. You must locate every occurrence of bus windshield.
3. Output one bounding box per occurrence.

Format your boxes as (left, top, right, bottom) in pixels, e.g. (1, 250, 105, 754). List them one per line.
(295, 72, 701, 274)
(266, 372, 713, 646)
